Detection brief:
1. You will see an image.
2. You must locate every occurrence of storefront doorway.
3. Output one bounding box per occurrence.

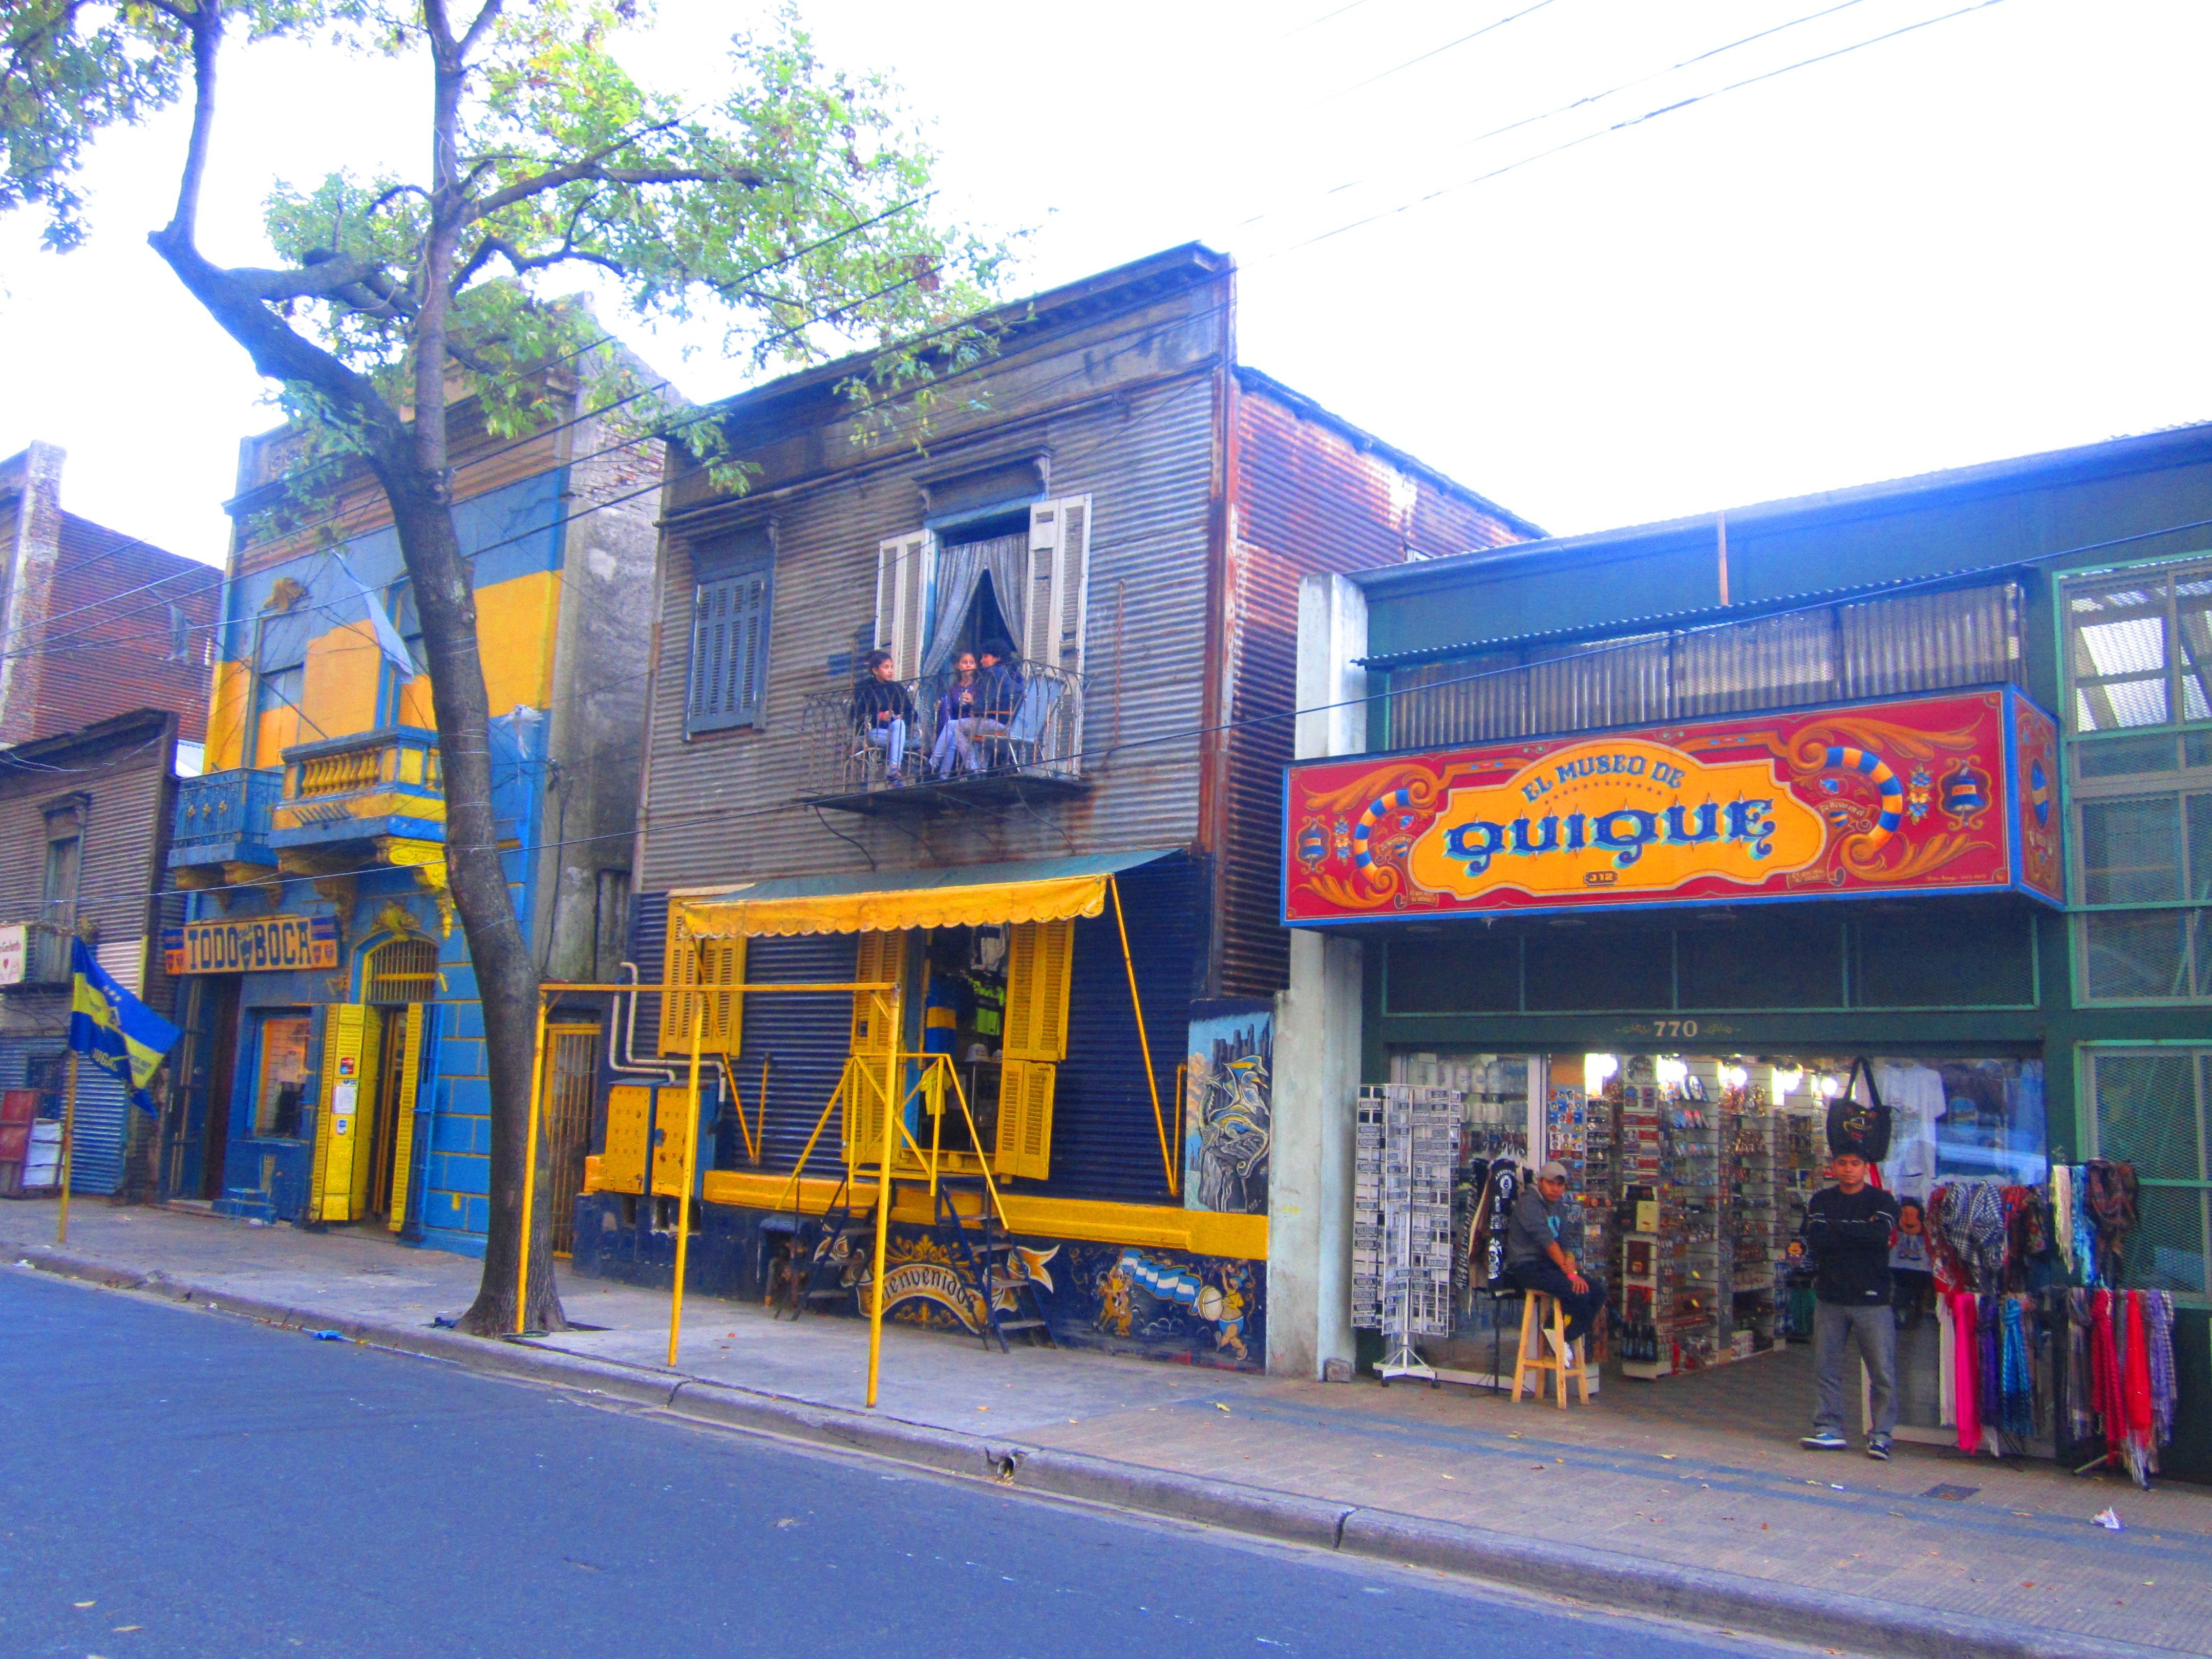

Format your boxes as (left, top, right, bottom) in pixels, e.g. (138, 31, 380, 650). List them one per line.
(1387, 1046, 2047, 1441)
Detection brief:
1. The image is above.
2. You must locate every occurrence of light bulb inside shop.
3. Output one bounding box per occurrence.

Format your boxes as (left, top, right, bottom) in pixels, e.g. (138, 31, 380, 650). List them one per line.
(1720, 1064, 1749, 1090)
(1816, 1073, 1841, 1098)
(1773, 1065, 1805, 1096)
(1655, 1056, 1689, 1088)
(1585, 1053, 1620, 1092)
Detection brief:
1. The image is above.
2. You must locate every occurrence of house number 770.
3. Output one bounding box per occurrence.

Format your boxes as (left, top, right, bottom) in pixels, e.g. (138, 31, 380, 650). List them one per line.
(1653, 1019, 1699, 1038)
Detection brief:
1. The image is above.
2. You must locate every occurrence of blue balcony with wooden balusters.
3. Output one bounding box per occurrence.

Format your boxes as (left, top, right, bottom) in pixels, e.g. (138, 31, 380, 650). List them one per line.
(168, 767, 284, 878)
(268, 726, 446, 851)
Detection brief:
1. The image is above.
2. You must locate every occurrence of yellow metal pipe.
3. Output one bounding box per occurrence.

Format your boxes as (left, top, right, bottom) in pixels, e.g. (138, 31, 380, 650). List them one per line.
(528, 981, 896, 995)
(668, 967, 707, 1368)
(1109, 877, 1175, 1195)
(56, 1052, 79, 1245)
(865, 996, 899, 1409)
(718, 1053, 759, 1164)
(770, 1068, 847, 1222)
(515, 996, 551, 1334)
(757, 1056, 770, 1168)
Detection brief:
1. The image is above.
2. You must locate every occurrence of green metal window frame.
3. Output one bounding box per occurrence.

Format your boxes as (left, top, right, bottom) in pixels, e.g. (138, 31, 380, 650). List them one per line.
(2077, 1039, 2212, 1308)
(2057, 550, 2212, 1007)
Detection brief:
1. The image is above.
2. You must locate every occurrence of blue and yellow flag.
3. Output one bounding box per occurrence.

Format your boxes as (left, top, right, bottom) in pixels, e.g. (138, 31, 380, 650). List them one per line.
(69, 939, 181, 1117)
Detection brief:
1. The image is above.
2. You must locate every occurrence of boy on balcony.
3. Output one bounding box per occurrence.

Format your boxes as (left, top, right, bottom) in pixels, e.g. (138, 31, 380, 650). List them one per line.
(851, 649, 914, 784)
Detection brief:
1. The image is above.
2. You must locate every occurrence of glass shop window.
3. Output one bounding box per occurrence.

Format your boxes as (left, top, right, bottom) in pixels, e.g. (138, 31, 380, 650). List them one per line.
(254, 1012, 313, 1138)
(2087, 1048, 2210, 1297)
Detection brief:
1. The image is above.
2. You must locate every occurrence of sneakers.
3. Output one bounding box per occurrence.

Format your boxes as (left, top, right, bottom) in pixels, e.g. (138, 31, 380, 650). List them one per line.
(1865, 1439, 1892, 1461)
(1800, 1429, 1849, 1450)
(1545, 1328, 1572, 1367)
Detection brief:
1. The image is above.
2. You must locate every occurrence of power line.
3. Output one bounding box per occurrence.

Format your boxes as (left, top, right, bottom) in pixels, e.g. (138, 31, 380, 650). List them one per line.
(46, 506, 2212, 916)
(1233, 0, 1878, 236)
(1274, 0, 2015, 257)
(1322, 0, 1567, 103)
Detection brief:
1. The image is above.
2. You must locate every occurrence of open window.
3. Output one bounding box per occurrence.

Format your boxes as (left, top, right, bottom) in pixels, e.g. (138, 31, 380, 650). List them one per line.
(875, 495, 1093, 686)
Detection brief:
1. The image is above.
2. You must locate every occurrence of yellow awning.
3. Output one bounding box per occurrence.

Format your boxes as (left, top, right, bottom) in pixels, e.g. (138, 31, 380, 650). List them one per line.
(673, 873, 1113, 938)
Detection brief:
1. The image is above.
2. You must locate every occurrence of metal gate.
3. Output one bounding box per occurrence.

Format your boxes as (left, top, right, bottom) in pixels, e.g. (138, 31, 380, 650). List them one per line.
(544, 1026, 600, 1257)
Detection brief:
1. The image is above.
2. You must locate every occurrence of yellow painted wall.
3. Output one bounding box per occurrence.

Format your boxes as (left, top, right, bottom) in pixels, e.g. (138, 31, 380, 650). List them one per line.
(206, 659, 252, 772)
(301, 622, 383, 739)
(475, 569, 559, 713)
(254, 700, 302, 770)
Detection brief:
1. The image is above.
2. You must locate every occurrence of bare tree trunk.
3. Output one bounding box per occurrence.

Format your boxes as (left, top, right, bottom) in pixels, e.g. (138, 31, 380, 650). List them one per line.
(149, 0, 563, 1337)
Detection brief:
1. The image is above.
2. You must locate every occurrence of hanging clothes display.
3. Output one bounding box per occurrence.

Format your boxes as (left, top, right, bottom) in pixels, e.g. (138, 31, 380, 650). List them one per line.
(2083, 1161, 2140, 1286)
(2050, 1163, 2074, 1278)
(1952, 1291, 1982, 1454)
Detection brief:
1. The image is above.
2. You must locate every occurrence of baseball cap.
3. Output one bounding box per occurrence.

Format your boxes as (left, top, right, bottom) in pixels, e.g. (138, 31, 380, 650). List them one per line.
(1539, 1160, 1569, 1181)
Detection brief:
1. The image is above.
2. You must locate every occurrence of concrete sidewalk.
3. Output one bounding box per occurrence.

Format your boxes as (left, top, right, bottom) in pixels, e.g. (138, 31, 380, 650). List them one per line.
(6, 1199, 2206, 1658)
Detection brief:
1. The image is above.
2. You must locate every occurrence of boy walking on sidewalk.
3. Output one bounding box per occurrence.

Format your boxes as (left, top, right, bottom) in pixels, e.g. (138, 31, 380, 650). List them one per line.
(1799, 1150, 1902, 1460)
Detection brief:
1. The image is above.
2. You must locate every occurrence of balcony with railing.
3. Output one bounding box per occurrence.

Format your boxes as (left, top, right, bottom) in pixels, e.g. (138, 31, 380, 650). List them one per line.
(798, 665, 1088, 813)
(169, 767, 284, 874)
(269, 726, 445, 851)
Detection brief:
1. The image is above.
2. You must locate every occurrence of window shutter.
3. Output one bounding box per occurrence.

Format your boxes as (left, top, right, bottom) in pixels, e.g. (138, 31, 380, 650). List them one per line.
(386, 1003, 426, 1232)
(658, 905, 745, 1054)
(1024, 496, 1093, 678)
(1001, 919, 1074, 1062)
(876, 532, 934, 680)
(844, 929, 905, 1161)
(994, 1059, 1057, 1180)
(686, 567, 773, 735)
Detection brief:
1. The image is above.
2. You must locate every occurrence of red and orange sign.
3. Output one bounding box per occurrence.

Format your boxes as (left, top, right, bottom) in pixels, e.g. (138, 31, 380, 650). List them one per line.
(1283, 688, 2062, 925)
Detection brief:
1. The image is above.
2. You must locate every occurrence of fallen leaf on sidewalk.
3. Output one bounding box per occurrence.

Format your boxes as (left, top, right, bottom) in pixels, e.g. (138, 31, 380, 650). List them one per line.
(111, 1625, 141, 1633)
(1215, 1403, 1230, 1413)
(1659, 1453, 1676, 1460)
(74, 1602, 94, 1609)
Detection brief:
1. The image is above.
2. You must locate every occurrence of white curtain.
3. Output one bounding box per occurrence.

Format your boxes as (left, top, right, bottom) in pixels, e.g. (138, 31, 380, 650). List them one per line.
(920, 530, 1027, 679)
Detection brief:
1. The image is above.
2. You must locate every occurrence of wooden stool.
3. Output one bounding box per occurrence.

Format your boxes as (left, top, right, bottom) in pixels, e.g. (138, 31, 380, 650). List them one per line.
(1511, 1290, 1593, 1407)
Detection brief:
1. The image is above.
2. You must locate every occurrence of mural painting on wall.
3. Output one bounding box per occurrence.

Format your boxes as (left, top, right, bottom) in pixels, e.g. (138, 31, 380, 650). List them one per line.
(1182, 998, 1272, 1216)
(839, 1224, 1265, 1370)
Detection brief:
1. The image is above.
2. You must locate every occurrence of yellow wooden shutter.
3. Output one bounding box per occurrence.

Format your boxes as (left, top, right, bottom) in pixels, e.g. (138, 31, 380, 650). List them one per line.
(600, 1084, 652, 1194)
(310, 1003, 368, 1222)
(843, 929, 904, 1163)
(1001, 919, 1074, 1062)
(994, 1059, 1056, 1181)
(658, 904, 745, 1055)
(345, 1007, 385, 1221)
(386, 1003, 426, 1232)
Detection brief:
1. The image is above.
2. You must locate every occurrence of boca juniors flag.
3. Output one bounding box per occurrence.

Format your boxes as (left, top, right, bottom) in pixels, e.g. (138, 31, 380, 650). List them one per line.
(69, 939, 181, 1116)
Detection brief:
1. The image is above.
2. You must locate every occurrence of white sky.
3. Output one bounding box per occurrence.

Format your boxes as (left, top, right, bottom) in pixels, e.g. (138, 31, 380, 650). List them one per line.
(3, 0, 2208, 565)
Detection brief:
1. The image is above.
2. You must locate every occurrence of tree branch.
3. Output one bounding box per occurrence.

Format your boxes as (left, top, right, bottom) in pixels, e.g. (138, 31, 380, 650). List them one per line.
(466, 162, 760, 224)
(455, 0, 504, 59)
(222, 253, 386, 301)
(162, 0, 222, 245)
(451, 232, 627, 293)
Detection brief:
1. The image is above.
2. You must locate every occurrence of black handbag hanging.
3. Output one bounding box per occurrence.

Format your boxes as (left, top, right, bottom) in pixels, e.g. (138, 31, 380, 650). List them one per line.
(1825, 1057, 1892, 1163)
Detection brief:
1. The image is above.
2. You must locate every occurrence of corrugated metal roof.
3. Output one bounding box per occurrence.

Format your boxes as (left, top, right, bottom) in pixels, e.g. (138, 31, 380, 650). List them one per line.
(667, 848, 1180, 905)
(1352, 418, 2212, 602)
(1355, 564, 2028, 670)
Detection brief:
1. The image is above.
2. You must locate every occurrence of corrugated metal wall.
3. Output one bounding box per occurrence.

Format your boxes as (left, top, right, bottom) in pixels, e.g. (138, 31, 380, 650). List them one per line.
(1387, 582, 2026, 748)
(742, 931, 859, 1178)
(1038, 855, 1198, 1204)
(639, 283, 1229, 895)
(1218, 384, 1529, 994)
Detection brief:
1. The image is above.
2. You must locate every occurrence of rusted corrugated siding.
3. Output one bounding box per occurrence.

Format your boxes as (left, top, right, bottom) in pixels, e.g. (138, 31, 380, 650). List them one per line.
(1217, 378, 1529, 994)
(639, 273, 1231, 892)
(0, 713, 176, 990)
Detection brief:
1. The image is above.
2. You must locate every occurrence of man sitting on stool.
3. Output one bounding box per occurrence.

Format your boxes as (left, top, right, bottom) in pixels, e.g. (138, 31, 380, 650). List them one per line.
(1506, 1160, 1607, 1363)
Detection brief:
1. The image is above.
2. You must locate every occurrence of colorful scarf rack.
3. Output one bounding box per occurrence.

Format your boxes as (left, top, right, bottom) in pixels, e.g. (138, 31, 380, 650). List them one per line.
(2076, 1287, 2177, 1487)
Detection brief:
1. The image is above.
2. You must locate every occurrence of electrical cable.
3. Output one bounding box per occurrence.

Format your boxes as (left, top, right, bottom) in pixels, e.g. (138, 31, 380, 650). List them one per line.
(1322, 0, 1567, 104)
(42, 504, 2212, 914)
(1274, 0, 2015, 257)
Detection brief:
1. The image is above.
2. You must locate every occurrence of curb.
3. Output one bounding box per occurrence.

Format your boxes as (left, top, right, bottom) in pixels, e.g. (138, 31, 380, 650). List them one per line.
(8, 1244, 2186, 1659)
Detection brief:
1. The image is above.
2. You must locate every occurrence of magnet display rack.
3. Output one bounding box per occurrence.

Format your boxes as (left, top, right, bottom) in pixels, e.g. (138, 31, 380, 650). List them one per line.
(1353, 1084, 1456, 1384)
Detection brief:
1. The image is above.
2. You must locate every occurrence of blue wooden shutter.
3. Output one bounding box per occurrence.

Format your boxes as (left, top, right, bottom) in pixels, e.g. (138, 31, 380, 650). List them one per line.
(686, 565, 772, 735)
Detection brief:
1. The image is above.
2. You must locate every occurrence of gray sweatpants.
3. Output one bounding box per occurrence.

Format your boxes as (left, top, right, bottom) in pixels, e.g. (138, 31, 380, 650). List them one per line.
(1813, 1301, 1898, 1439)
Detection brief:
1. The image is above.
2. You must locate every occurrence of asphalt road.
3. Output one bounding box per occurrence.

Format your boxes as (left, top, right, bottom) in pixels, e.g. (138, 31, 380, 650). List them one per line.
(1, 1268, 1782, 1659)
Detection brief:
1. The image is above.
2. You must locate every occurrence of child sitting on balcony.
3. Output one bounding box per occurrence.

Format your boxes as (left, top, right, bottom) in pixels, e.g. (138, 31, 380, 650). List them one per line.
(850, 649, 914, 784)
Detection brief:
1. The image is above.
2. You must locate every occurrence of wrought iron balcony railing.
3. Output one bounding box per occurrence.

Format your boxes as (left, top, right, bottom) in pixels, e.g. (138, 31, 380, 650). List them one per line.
(798, 664, 1086, 810)
(169, 767, 284, 870)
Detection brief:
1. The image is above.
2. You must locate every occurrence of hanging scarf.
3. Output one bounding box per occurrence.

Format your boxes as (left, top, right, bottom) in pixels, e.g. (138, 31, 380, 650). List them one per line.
(1952, 1291, 1982, 1454)
(2090, 1289, 2128, 1459)
(2071, 1167, 2100, 1287)
(1945, 1180, 2010, 1292)
(2050, 1165, 2075, 1277)
(2084, 1161, 2138, 1286)
(1999, 1296, 2035, 1440)
(2064, 1289, 2097, 1444)
(2121, 1290, 2157, 1486)
(1927, 1185, 1965, 1293)
(1979, 1294, 2003, 1435)
(2145, 1290, 2177, 1447)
